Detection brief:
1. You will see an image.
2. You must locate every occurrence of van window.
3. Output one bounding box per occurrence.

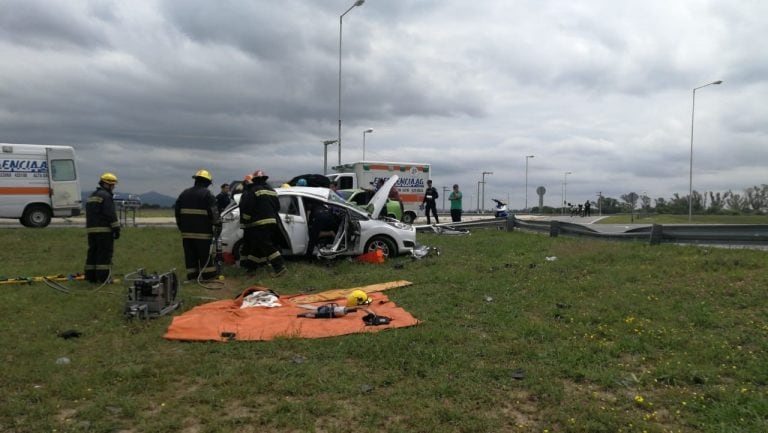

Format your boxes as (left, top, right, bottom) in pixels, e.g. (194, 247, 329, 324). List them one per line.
(51, 159, 76, 181)
(339, 177, 353, 189)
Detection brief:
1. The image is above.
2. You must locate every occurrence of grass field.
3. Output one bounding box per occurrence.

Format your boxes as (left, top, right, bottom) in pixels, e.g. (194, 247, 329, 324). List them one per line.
(596, 214, 768, 224)
(1, 227, 766, 432)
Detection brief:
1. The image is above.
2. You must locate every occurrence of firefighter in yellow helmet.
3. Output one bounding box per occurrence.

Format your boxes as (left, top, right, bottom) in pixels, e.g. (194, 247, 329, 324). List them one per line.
(238, 170, 287, 276)
(84, 172, 120, 283)
(174, 169, 222, 281)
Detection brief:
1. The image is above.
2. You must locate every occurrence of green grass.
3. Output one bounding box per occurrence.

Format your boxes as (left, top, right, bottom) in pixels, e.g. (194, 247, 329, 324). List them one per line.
(1, 228, 767, 432)
(596, 214, 768, 224)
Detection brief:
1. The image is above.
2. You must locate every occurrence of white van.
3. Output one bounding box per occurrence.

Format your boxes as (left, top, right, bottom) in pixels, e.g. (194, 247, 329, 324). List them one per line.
(0, 144, 82, 227)
(328, 161, 431, 224)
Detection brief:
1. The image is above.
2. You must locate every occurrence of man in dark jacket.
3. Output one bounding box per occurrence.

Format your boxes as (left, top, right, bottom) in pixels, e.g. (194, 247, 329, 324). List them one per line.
(174, 169, 221, 281)
(238, 170, 286, 276)
(84, 172, 121, 283)
(422, 179, 439, 224)
(216, 183, 231, 213)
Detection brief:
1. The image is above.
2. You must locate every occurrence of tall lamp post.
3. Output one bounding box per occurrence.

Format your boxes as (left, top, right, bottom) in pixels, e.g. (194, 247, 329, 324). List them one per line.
(481, 171, 493, 213)
(476, 181, 481, 213)
(562, 171, 572, 215)
(525, 155, 534, 212)
(442, 186, 448, 211)
(337, 0, 365, 166)
(689, 80, 722, 222)
(362, 128, 373, 160)
(323, 139, 338, 175)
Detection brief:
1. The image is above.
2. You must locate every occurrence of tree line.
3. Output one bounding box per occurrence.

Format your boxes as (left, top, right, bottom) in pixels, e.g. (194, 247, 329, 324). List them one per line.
(531, 184, 768, 215)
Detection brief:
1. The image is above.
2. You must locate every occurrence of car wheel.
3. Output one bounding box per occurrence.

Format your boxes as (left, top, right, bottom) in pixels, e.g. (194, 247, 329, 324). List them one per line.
(22, 205, 52, 228)
(232, 239, 244, 261)
(401, 212, 416, 224)
(364, 235, 396, 257)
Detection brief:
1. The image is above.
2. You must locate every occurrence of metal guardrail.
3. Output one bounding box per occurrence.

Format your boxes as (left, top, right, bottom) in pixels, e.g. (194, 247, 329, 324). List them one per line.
(420, 216, 768, 246)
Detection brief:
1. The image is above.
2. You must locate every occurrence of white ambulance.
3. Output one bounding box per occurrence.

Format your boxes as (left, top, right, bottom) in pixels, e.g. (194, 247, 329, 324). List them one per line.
(327, 161, 431, 224)
(0, 144, 82, 227)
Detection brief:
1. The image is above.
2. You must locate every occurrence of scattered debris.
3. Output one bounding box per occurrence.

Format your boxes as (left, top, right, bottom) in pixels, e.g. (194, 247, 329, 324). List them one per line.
(55, 357, 71, 365)
(58, 330, 82, 340)
(545, 256, 558, 262)
(511, 368, 525, 380)
(291, 355, 306, 364)
(484, 296, 493, 303)
(430, 225, 470, 235)
(411, 245, 440, 259)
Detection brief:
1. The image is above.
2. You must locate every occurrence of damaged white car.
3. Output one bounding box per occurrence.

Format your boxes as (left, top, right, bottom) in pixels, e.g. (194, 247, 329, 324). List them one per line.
(220, 176, 417, 259)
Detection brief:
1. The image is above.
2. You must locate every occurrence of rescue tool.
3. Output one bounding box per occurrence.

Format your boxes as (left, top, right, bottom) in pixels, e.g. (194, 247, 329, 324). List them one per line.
(124, 268, 181, 319)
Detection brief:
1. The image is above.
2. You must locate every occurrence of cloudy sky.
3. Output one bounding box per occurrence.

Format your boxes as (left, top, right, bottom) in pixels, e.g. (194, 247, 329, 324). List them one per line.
(1, 0, 766, 210)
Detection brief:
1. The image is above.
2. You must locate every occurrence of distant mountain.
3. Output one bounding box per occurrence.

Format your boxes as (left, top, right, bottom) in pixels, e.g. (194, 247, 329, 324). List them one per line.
(79, 190, 176, 207)
(138, 191, 176, 207)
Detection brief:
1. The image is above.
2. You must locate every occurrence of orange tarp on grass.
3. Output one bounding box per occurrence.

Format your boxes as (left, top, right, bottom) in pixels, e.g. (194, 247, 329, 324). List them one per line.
(163, 288, 420, 342)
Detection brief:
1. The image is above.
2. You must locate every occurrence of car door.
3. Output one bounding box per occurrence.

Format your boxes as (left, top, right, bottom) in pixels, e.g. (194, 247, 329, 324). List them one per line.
(278, 194, 308, 255)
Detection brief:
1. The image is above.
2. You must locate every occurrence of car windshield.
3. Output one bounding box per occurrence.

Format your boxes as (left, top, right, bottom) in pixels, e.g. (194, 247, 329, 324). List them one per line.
(327, 191, 349, 205)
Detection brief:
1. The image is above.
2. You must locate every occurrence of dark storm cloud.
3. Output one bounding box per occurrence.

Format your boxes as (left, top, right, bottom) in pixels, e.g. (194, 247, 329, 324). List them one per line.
(0, 0, 112, 49)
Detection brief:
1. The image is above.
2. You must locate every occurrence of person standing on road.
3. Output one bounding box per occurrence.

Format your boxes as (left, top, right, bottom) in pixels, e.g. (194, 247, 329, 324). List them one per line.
(448, 184, 463, 222)
(174, 170, 221, 281)
(239, 170, 287, 277)
(84, 172, 121, 283)
(422, 179, 439, 224)
(584, 200, 591, 217)
(216, 183, 231, 213)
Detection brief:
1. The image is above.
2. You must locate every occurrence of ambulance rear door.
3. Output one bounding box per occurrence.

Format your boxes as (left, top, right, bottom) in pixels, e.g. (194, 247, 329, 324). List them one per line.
(46, 147, 81, 214)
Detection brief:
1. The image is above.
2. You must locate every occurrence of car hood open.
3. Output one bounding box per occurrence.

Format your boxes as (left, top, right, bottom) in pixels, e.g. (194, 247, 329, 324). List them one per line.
(366, 175, 398, 218)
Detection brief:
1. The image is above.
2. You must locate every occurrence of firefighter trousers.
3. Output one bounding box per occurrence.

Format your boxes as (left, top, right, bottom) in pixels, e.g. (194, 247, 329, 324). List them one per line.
(182, 238, 217, 281)
(241, 225, 285, 273)
(85, 232, 114, 283)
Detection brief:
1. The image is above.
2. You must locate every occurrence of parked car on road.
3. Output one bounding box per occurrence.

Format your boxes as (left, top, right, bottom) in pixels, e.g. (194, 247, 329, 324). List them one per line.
(220, 176, 416, 259)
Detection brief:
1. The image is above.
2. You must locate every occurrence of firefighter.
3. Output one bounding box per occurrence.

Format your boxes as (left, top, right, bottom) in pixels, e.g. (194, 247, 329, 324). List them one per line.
(84, 172, 120, 283)
(238, 170, 287, 276)
(174, 169, 221, 281)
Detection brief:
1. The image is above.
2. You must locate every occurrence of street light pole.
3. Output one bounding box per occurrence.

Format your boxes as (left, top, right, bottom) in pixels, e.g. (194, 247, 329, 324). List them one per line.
(476, 181, 481, 213)
(689, 80, 722, 222)
(442, 186, 448, 211)
(362, 128, 373, 160)
(525, 155, 534, 212)
(481, 171, 493, 213)
(562, 171, 572, 215)
(323, 140, 338, 175)
(337, 0, 365, 166)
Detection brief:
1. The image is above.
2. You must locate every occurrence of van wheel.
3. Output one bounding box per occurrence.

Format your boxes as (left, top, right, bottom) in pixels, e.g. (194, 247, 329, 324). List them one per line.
(22, 205, 52, 228)
(364, 235, 396, 257)
(401, 212, 416, 224)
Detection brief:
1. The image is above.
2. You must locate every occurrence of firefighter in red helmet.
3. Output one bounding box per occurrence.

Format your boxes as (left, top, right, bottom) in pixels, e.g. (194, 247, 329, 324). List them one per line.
(174, 170, 222, 281)
(238, 170, 287, 276)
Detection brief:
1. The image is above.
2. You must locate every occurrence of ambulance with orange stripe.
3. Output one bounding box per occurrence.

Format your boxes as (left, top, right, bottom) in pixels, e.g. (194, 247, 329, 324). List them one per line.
(0, 144, 81, 227)
(328, 161, 431, 224)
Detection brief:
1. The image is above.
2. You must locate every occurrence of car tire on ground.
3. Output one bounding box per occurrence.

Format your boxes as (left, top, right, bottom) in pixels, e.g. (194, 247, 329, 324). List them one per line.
(232, 239, 244, 262)
(401, 212, 416, 224)
(21, 205, 52, 228)
(364, 235, 396, 257)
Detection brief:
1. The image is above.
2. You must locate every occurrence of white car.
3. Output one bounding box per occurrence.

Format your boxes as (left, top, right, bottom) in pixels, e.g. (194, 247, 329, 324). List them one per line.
(220, 176, 416, 259)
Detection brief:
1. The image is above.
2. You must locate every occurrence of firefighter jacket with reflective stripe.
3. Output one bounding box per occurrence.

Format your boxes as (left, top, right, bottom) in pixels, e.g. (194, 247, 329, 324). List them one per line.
(86, 187, 119, 232)
(174, 184, 221, 239)
(239, 182, 280, 228)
